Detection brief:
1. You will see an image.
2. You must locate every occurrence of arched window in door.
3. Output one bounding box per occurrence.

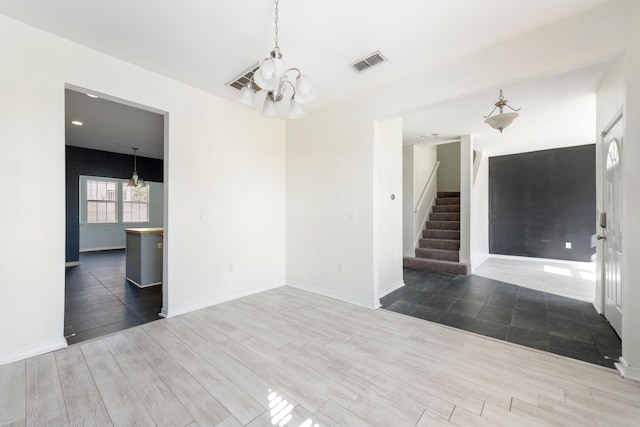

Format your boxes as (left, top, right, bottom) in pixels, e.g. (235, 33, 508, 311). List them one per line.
(606, 139, 620, 170)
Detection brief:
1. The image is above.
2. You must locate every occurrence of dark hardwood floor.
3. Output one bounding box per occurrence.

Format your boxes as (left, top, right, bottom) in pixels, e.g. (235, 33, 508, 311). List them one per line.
(64, 249, 162, 345)
(381, 268, 622, 368)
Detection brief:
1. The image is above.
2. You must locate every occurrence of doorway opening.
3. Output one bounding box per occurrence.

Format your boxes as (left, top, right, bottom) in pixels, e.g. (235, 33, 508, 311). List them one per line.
(64, 87, 167, 344)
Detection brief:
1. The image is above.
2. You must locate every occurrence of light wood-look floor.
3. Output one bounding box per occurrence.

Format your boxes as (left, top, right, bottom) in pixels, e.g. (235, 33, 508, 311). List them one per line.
(474, 255, 596, 302)
(2, 286, 639, 427)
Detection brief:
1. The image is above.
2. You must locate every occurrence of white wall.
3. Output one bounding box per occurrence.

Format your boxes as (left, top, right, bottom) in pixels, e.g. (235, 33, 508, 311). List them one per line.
(79, 177, 164, 251)
(373, 118, 403, 302)
(414, 144, 438, 202)
(402, 144, 438, 256)
(0, 15, 285, 364)
(286, 107, 375, 307)
(437, 142, 461, 192)
(620, 9, 640, 377)
(470, 151, 489, 270)
(402, 146, 415, 256)
(459, 137, 472, 264)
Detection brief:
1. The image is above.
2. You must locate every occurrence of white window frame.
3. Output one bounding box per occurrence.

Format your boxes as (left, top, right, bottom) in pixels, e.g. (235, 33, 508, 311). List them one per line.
(80, 176, 151, 225)
(85, 178, 118, 224)
(122, 183, 150, 223)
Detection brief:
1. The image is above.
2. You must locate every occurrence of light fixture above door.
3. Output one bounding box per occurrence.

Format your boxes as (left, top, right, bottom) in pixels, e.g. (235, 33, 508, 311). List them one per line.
(483, 89, 521, 133)
(235, 0, 315, 119)
(127, 148, 146, 187)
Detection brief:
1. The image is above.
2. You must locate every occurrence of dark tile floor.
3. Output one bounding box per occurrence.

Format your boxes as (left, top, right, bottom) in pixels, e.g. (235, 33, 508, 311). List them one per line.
(381, 268, 621, 369)
(65, 249, 162, 345)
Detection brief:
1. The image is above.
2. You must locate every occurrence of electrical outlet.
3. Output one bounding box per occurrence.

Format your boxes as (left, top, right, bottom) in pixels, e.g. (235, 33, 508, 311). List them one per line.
(565, 242, 572, 249)
(339, 263, 345, 273)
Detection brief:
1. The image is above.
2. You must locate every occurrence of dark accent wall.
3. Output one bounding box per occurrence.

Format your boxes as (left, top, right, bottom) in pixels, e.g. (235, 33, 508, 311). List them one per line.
(66, 146, 163, 262)
(489, 144, 596, 262)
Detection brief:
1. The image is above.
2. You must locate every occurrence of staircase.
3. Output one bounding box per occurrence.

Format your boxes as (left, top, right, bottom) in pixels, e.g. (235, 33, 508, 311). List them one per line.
(403, 192, 470, 275)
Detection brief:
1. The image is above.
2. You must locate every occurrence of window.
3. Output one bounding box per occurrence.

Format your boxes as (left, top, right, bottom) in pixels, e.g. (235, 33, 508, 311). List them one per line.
(122, 183, 150, 222)
(86, 180, 117, 223)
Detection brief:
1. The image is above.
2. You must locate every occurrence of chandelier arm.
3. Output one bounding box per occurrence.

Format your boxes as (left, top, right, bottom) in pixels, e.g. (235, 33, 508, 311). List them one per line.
(504, 104, 521, 112)
(483, 105, 499, 118)
(279, 79, 296, 98)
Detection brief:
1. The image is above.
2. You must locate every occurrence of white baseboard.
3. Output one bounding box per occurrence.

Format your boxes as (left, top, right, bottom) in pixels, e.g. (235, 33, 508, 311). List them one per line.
(65, 261, 80, 267)
(487, 253, 595, 266)
(615, 357, 640, 381)
(470, 254, 490, 273)
(163, 282, 285, 318)
(286, 280, 376, 309)
(377, 280, 404, 300)
(80, 246, 125, 253)
(0, 338, 67, 366)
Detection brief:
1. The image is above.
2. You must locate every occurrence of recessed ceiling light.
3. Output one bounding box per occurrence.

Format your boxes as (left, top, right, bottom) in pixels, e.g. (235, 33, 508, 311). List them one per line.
(86, 93, 98, 99)
(420, 135, 428, 139)
(71, 120, 83, 126)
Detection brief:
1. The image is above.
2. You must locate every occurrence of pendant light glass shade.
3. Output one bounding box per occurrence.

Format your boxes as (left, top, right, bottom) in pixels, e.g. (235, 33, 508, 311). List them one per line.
(288, 98, 306, 119)
(261, 99, 278, 118)
(237, 86, 256, 109)
(484, 112, 519, 133)
(294, 75, 316, 104)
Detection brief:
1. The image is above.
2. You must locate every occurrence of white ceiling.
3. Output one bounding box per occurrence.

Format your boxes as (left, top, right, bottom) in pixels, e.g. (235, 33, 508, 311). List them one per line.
(65, 89, 165, 159)
(0, 0, 615, 156)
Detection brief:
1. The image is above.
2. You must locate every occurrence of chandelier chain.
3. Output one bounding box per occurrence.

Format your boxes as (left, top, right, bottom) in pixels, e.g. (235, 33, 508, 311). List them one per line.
(274, 0, 279, 48)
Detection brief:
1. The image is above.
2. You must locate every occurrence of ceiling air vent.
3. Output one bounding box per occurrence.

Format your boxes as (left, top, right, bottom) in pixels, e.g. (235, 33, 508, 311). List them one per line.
(350, 51, 387, 73)
(226, 63, 260, 91)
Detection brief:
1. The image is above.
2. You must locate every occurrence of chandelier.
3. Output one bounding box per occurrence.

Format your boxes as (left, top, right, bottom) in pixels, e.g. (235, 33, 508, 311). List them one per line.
(236, 0, 315, 119)
(127, 148, 146, 188)
(483, 89, 521, 133)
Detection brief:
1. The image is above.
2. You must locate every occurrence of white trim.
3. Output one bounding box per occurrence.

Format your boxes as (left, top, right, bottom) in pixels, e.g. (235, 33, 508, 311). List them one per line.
(615, 357, 640, 381)
(470, 253, 490, 273)
(80, 245, 126, 253)
(377, 280, 404, 300)
(0, 338, 67, 366)
(125, 278, 162, 288)
(592, 300, 603, 315)
(286, 280, 376, 309)
(486, 253, 595, 266)
(65, 261, 80, 267)
(163, 282, 284, 318)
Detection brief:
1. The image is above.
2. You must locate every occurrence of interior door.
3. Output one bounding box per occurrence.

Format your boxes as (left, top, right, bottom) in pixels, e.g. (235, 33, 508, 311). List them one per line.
(601, 117, 623, 336)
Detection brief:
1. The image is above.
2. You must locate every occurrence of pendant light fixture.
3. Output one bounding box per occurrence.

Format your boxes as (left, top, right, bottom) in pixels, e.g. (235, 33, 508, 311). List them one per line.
(236, 0, 316, 119)
(127, 148, 146, 188)
(483, 89, 521, 133)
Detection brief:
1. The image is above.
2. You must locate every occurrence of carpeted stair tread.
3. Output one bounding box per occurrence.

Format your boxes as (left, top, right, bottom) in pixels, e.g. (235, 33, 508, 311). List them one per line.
(437, 191, 460, 198)
(415, 247, 459, 262)
(419, 238, 460, 250)
(432, 204, 460, 213)
(411, 191, 467, 275)
(435, 197, 461, 206)
(423, 229, 460, 240)
(403, 257, 470, 275)
(425, 220, 460, 230)
(430, 212, 460, 221)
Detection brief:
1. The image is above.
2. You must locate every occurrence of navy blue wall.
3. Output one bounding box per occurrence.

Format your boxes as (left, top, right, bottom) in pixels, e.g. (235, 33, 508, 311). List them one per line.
(66, 146, 163, 263)
(489, 144, 596, 262)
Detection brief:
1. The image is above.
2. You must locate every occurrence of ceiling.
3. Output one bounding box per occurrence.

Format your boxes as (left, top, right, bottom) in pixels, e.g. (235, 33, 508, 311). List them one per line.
(0, 0, 615, 156)
(65, 89, 165, 159)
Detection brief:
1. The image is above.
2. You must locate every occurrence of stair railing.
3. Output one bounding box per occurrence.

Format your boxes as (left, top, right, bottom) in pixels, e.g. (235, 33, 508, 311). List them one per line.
(414, 161, 439, 213)
(413, 161, 440, 248)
